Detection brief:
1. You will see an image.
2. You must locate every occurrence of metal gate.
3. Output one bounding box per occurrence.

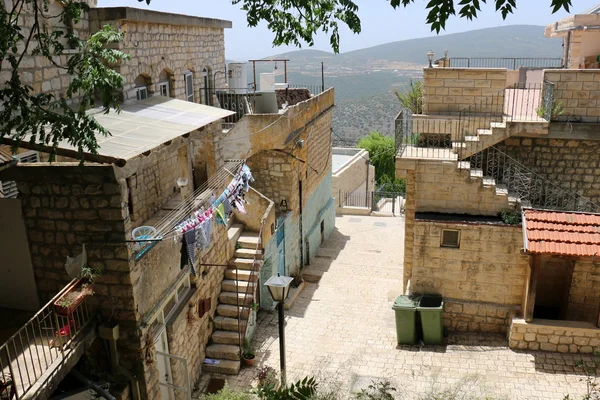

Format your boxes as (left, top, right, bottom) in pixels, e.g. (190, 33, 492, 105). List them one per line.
(339, 190, 405, 216)
(156, 351, 191, 400)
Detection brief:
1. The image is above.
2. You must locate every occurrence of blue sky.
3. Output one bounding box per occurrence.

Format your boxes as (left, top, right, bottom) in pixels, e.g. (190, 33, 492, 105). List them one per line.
(97, 0, 600, 60)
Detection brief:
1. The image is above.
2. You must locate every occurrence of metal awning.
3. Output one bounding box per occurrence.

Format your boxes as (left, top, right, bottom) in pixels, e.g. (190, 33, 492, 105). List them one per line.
(6, 97, 234, 165)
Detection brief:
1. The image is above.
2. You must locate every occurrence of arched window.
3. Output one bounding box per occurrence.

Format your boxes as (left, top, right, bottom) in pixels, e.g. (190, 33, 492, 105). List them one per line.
(158, 69, 174, 98)
(134, 73, 152, 100)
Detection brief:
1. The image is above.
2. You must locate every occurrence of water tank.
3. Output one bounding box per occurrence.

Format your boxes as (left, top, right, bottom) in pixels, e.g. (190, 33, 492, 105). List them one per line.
(228, 63, 248, 94)
(260, 73, 276, 92)
(275, 83, 289, 90)
(254, 92, 279, 114)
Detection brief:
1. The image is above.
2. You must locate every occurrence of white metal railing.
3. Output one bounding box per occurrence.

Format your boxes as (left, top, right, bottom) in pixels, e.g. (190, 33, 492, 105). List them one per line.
(0, 278, 95, 399)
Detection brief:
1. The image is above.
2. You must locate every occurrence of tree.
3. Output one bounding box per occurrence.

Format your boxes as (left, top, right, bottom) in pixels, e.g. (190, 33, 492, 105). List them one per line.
(231, 0, 573, 53)
(1, 0, 129, 158)
(395, 80, 423, 114)
(358, 131, 395, 183)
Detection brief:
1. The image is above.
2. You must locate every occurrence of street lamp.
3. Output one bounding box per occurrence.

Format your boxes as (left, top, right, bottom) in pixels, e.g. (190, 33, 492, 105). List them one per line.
(264, 273, 294, 387)
(427, 50, 435, 68)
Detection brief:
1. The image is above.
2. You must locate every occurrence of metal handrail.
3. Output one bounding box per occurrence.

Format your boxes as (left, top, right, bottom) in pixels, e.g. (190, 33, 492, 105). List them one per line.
(0, 278, 95, 399)
(448, 57, 563, 69)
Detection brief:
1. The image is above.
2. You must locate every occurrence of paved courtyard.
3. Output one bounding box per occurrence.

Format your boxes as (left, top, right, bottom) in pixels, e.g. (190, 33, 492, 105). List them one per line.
(225, 215, 598, 399)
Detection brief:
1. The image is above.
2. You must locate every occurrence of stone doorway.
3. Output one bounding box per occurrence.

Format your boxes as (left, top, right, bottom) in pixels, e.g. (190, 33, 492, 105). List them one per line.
(534, 257, 574, 320)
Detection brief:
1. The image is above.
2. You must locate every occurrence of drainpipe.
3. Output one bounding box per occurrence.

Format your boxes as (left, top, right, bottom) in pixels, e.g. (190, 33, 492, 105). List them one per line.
(564, 31, 571, 69)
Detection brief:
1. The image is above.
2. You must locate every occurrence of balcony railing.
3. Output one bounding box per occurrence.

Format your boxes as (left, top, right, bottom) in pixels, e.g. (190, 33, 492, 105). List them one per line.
(448, 57, 563, 69)
(0, 279, 95, 399)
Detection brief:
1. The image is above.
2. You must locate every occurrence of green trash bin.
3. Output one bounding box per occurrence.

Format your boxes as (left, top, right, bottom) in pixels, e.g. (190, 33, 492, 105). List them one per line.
(418, 295, 444, 345)
(392, 295, 420, 345)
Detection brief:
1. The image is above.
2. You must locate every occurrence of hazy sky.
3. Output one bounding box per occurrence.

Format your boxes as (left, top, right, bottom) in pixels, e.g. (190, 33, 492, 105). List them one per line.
(96, 0, 600, 60)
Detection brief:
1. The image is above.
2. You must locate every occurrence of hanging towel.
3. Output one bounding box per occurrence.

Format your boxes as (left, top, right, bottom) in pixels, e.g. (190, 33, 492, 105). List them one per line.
(223, 197, 233, 215)
(183, 230, 198, 275)
(215, 203, 227, 225)
(234, 198, 247, 214)
(198, 218, 213, 250)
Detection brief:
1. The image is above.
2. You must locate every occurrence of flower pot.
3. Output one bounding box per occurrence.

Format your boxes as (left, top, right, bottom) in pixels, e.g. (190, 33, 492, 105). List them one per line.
(54, 280, 91, 316)
(99, 321, 120, 341)
(242, 356, 255, 366)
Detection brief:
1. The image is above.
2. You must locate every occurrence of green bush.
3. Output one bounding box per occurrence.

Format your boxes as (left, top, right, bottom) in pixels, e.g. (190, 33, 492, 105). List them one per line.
(199, 383, 254, 400)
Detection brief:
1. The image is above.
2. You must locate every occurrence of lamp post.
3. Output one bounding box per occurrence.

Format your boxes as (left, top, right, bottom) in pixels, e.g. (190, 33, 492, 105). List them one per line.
(427, 50, 435, 68)
(264, 273, 293, 387)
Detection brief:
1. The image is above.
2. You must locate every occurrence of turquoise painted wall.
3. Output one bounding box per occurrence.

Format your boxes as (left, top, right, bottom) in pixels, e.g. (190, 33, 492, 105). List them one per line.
(259, 173, 335, 310)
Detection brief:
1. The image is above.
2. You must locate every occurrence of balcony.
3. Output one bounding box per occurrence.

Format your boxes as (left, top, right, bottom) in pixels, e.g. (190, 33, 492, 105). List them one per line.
(0, 279, 96, 400)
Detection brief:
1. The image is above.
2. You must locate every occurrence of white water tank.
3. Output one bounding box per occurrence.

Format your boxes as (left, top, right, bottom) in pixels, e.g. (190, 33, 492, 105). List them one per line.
(260, 73, 276, 92)
(228, 63, 248, 94)
(275, 82, 289, 90)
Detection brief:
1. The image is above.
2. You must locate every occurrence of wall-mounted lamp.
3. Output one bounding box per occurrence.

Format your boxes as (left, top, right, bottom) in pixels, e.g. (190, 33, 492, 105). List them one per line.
(427, 50, 435, 68)
(279, 199, 288, 213)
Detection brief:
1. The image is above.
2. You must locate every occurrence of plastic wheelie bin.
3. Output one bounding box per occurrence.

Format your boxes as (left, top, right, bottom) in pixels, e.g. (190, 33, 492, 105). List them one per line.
(417, 294, 444, 345)
(392, 295, 420, 345)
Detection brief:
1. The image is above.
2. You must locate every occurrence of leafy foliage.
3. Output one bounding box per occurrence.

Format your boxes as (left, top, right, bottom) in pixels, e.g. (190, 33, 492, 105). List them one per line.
(500, 209, 521, 225)
(357, 131, 396, 183)
(355, 380, 397, 400)
(395, 80, 423, 114)
(242, 337, 255, 359)
(0, 0, 129, 159)
(536, 99, 564, 121)
(257, 377, 318, 400)
(211, 0, 573, 53)
(199, 383, 254, 400)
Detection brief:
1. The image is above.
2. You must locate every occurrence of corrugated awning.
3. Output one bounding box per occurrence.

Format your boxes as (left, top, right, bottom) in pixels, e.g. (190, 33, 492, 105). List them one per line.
(523, 208, 600, 257)
(7, 97, 234, 165)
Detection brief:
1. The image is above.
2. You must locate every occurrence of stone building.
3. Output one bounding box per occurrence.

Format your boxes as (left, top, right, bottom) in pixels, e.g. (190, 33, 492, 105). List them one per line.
(395, 8, 600, 353)
(0, 2, 335, 400)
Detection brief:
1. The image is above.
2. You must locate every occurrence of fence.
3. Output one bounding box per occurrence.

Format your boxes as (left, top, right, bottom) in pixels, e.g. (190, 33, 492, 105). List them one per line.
(463, 146, 599, 213)
(339, 189, 405, 215)
(0, 278, 95, 399)
(448, 57, 563, 69)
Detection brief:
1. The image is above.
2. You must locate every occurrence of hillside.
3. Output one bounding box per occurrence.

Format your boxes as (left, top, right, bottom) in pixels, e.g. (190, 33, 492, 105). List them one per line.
(249, 25, 564, 145)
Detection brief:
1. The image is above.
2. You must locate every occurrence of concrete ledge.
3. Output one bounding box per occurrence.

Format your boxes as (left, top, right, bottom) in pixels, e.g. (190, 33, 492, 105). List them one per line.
(91, 7, 232, 29)
(336, 206, 371, 216)
(509, 318, 600, 353)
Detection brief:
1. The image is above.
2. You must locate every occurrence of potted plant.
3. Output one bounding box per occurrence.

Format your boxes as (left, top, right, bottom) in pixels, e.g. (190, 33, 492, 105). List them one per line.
(241, 337, 255, 366)
(0, 373, 14, 400)
(54, 282, 94, 316)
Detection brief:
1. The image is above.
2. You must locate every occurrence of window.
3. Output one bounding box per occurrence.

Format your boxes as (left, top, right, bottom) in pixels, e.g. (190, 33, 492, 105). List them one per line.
(0, 151, 39, 198)
(159, 82, 170, 97)
(136, 86, 148, 100)
(202, 68, 211, 106)
(440, 229, 460, 248)
(184, 72, 194, 102)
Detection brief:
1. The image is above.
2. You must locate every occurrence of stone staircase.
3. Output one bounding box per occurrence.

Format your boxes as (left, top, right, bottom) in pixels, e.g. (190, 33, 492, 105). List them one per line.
(456, 161, 519, 209)
(452, 121, 509, 159)
(203, 224, 261, 375)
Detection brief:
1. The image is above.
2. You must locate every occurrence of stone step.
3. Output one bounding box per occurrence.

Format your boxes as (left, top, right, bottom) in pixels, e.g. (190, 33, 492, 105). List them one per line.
(234, 248, 262, 259)
(496, 184, 509, 196)
(465, 135, 479, 142)
(452, 141, 466, 149)
(469, 169, 483, 179)
(217, 304, 250, 318)
(219, 291, 253, 306)
(457, 161, 471, 170)
(238, 232, 260, 249)
(202, 359, 240, 375)
(222, 279, 256, 293)
(206, 344, 240, 361)
(225, 269, 257, 282)
(303, 267, 324, 283)
(214, 316, 248, 332)
(212, 330, 241, 345)
(230, 258, 256, 270)
(476, 128, 492, 136)
(227, 224, 244, 243)
(482, 177, 496, 187)
(490, 121, 507, 129)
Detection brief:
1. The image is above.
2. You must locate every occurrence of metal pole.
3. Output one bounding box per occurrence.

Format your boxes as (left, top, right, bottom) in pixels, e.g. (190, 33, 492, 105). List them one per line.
(321, 62, 325, 92)
(278, 301, 286, 387)
(284, 61, 288, 84)
(253, 61, 257, 91)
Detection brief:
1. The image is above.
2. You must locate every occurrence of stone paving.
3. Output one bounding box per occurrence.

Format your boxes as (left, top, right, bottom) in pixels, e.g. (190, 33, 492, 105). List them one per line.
(204, 215, 599, 400)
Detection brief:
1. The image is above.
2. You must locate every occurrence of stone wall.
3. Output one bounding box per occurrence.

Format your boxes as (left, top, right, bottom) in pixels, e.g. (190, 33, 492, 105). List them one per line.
(495, 137, 600, 205)
(332, 148, 374, 203)
(509, 318, 600, 353)
(543, 70, 600, 122)
(567, 259, 600, 324)
(410, 220, 529, 306)
(90, 8, 229, 105)
(444, 300, 515, 333)
(1, 0, 96, 98)
(407, 159, 512, 216)
(423, 68, 507, 114)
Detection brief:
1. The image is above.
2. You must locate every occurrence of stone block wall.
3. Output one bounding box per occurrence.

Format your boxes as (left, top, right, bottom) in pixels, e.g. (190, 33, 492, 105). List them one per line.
(509, 319, 600, 353)
(332, 148, 374, 203)
(567, 259, 600, 324)
(410, 220, 529, 308)
(543, 70, 600, 122)
(423, 68, 507, 114)
(413, 160, 511, 216)
(495, 137, 600, 205)
(444, 300, 515, 333)
(90, 10, 228, 105)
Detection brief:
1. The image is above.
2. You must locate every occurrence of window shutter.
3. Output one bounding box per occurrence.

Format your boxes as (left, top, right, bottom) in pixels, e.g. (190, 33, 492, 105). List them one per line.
(441, 229, 460, 248)
(185, 73, 194, 102)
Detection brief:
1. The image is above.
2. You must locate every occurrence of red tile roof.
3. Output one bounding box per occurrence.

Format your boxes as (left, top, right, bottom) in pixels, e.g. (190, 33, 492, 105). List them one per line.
(523, 209, 600, 257)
